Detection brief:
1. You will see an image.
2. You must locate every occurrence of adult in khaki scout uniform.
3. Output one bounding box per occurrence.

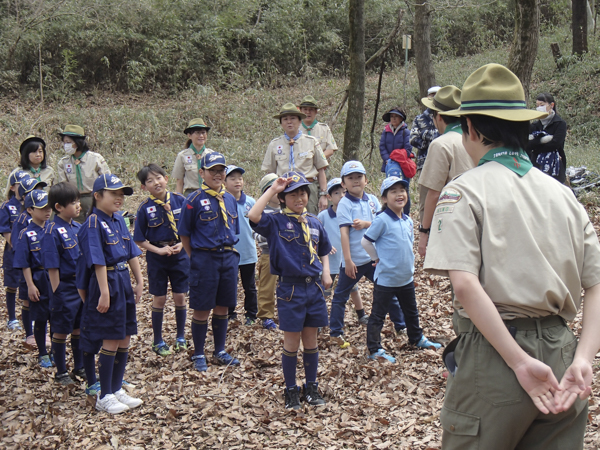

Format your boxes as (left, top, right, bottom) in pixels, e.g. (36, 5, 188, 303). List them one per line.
(171, 119, 214, 197)
(424, 63, 600, 450)
(6, 136, 55, 196)
(262, 103, 329, 215)
(417, 86, 474, 257)
(57, 125, 111, 222)
(298, 96, 338, 160)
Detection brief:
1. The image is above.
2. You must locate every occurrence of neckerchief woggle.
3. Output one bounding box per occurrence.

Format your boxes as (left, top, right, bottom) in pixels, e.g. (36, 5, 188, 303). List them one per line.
(29, 166, 42, 182)
(73, 150, 88, 191)
(282, 207, 318, 264)
(201, 183, 229, 229)
(478, 146, 532, 177)
(285, 131, 303, 171)
(150, 191, 179, 240)
(301, 119, 318, 136)
(190, 143, 206, 187)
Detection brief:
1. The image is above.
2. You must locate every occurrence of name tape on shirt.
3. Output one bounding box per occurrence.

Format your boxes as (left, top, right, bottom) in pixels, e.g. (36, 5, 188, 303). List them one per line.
(172, 208, 181, 214)
(309, 227, 319, 236)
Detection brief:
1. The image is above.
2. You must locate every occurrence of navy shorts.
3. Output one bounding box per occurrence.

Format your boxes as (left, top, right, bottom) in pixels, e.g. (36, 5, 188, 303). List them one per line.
(189, 249, 239, 311)
(276, 279, 328, 332)
(29, 269, 50, 322)
(18, 273, 28, 301)
(80, 268, 137, 342)
(2, 245, 21, 288)
(146, 250, 189, 296)
(49, 276, 83, 334)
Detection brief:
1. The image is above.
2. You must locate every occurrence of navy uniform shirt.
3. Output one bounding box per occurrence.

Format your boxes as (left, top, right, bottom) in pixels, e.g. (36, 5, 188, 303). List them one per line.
(133, 192, 185, 243)
(11, 212, 31, 249)
(0, 197, 22, 237)
(42, 216, 82, 278)
(13, 221, 47, 269)
(178, 190, 239, 249)
(251, 211, 332, 277)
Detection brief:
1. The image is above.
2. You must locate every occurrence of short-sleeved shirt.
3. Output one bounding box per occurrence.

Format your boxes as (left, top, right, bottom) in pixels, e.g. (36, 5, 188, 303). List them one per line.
(317, 206, 342, 274)
(57, 151, 111, 194)
(336, 192, 381, 267)
(6, 167, 55, 197)
(0, 197, 22, 236)
(178, 189, 239, 249)
(133, 192, 186, 243)
(42, 216, 82, 278)
(424, 161, 600, 321)
(171, 147, 214, 192)
(364, 208, 414, 287)
(250, 211, 332, 277)
(301, 122, 338, 156)
(234, 192, 258, 266)
(262, 134, 328, 179)
(11, 212, 31, 249)
(14, 221, 47, 269)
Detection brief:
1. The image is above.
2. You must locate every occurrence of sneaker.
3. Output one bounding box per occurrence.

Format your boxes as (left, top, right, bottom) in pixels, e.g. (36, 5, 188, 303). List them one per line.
(244, 317, 256, 326)
(303, 382, 326, 406)
(152, 341, 172, 357)
(114, 388, 143, 409)
(173, 338, 188, 352)
(55, 371, 76, 386)
(85, 381, 101, 396)
(7, 320, 22, 331)
(95, 393, 129, 414)
(213, 350, 240, 366)
(368, 349, 396, 363)
(262, 318, 277, 330)
(330, 335, 350, 349)
(284, 386, 302, 410)
(191, 355, 208, 372)
(358, 314, 370, 325)
(416, 336, 442, 350)
(122, 380, 131, 387)
(38, 355, 54, 368)
(25, 335, 37, 349)
(71, 367, 87, 381)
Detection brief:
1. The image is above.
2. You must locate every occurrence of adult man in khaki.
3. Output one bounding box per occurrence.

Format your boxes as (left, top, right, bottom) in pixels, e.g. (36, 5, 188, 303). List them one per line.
(298, 95, 338, 161)
(417, 86, 474, 257)
(262, 103, 329, 215)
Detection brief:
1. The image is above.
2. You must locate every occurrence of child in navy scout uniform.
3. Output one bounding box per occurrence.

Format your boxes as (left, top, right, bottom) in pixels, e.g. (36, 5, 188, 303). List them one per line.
(0, 170, 29, 332)
(249, 171, 333, 410)
(134, 164, 189, 357)
(224, 165, 258, 325)
(178, 152, 241, 372)
(43, 182, 86, 385)
(362, 177, 440, 363)
(13, 190, 53, 367)
(78, 174, 144, 414)
(329, 161, 406, 348)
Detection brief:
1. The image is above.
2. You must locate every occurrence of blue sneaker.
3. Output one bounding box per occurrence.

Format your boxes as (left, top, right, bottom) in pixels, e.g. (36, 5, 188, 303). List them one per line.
(122, 380, 131, 387)
(38, 355, 54, 368)
(262, 319, 277, 330)
(152, 341, 172, 357)
(213, 350, 240, 366)
(416, 336, 441, 350)
(367, 349, 396, 363)
(85, 381, 101, 396)
(192, 355, 208, 372)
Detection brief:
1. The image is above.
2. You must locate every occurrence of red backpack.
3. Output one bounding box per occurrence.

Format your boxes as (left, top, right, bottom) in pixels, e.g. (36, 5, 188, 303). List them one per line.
(390, 149, 417, 179)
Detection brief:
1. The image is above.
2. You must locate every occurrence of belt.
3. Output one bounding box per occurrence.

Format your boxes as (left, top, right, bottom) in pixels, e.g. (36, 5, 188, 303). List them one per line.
(150, 240, 179, 248)
(306, 177, 317, 183)
(279, 276, 320, 284)
(60, 274, 76, 280)
(455, 314, 566, 334)
(106, 262, 128, 271)
(33, 266, 45, 271)
(196, 246, 236, 252)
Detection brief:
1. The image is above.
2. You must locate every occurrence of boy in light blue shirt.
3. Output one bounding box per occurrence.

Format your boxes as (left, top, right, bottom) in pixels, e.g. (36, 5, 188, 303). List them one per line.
(225, 165, 258, 325)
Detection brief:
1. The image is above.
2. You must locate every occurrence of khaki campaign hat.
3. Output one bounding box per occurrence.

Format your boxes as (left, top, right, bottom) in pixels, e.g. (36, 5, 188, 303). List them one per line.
(273, 103, 306, 120)
(443, 64, 548, 122)
(19, 135, 46, 154)
(59, 125, 86, 138)
(184, 118, 211, 134)
(298, 95, 319, 109)
(421, 86, 462, 113)
(259, 173, 278, 193)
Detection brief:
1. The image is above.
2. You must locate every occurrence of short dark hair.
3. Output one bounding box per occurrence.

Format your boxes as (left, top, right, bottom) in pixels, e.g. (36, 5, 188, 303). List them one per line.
(536, 92, 556, 112)
(433, 110, 456, 125)
(341, 172, 365, 184)
(460, 114, 529, 151)
(63, 135, 90, 154)
(20, 141, 47, 170)
(328, 185, 344, 195)
(277, 185, 311, 207)
(137, 164, 167, 184)
(48, 182, 80, 214)
(88, 190, 104, 218)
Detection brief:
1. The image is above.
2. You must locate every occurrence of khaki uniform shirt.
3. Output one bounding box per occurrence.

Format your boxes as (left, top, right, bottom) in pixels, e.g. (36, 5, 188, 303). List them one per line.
(301, 122, 338, 156)
(418, 130, 474, 222)
(424, 162, 600, 321)
(57, 151, 111, 194)
(6, 166, 55, 197)
(171, 147, 214, 192)
(262, 134, 328, 179)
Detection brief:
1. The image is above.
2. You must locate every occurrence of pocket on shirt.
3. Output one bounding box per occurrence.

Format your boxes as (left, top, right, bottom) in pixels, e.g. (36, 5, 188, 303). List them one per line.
(199, 210, 218, 222)
(104, 233, 119, 246)
(148, 217, 164, 228)
(278, 230, 301, 242)
(275, 154, 288, 162)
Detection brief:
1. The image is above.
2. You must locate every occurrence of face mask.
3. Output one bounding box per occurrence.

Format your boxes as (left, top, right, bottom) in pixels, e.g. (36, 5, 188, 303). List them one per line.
(536, 105, 548, 113)
(63, 143, 76, 155)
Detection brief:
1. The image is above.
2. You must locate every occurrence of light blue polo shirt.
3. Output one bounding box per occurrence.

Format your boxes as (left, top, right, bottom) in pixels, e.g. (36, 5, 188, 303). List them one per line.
(234, 192, 258, 266)
(317, 206, 342, 275)
(336, 192, 380, 267)
(364, 208, 414, 287)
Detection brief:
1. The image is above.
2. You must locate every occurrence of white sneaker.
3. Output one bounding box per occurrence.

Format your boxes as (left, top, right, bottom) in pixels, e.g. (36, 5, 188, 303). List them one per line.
(95, 394, 129, 414)
(114, 388, 143, 409)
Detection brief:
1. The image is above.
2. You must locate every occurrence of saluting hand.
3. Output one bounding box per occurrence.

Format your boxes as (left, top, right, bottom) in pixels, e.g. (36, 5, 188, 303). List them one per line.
(270, 177, 294, 194)
(513, 356, 561, 414)
(97, 292, 110, 313)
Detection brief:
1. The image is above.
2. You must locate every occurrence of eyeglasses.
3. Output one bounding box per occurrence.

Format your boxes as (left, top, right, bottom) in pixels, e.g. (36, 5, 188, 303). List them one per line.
(207, 168, 225, 175)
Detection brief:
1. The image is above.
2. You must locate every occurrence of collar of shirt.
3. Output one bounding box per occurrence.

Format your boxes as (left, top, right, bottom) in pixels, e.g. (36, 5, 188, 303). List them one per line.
(53, 214, 80, 231)
(382, 207, 408, 222)
(236, 191, 247, 206)
(444, 122, 463, 135)
(345, 192, 369, 203)
(93, 207, 118, 224)
(327, 206, 336, 218)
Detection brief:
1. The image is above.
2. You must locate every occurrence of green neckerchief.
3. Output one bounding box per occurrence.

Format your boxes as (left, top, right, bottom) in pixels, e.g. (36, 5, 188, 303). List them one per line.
(444, 122, 463, 135)
(190, 143, 206, 186)
(478, 146, 532, 177)
(301, 119, 318, 135)
(29, 166, 42, 181)
(73, 150, 88, 191)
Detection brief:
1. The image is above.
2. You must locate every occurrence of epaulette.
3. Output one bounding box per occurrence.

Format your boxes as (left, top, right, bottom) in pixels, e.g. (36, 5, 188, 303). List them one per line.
(45, 222, 56, 234)
(0, 201, 7, 208)
(18, 228, 27, 239)
(87, 214, 98, 228)
(187, 190, 202, 203)
(137, 198, 150, 212)
(171, 192, 185, 199)
(270, 136, 284, 143)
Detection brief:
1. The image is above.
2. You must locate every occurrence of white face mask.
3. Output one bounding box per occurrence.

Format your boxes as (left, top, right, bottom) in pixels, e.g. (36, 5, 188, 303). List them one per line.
(63, 143, 76, 155)
(536, 105, 548, 113)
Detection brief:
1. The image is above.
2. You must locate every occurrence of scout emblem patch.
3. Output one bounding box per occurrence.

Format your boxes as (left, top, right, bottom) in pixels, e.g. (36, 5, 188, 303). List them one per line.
(185, 155, 193, 164)
(286, 222, 293, 230)
(437, 188, 462, 205)
(209, 153, 219, 162)
(66, 163, 73, 174)
(369, 200, 376, 214)
(36, 191, 47, 202)
(277, 145, 283, 154)
(110, 175, 120, 184)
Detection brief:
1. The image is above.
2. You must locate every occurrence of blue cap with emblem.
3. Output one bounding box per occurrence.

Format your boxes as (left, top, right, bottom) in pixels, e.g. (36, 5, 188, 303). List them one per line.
(200, 151, 226, 169)
(18, 177, 47, 198)
(93, 174, 134, 195)
(326, 177, 343, 194)
(9, 170, 30, 186)
(281, 171, 311, 193)
(24, 189, 49, 209)
(340, 160, 366, 177)
(225, 164, 245, 177)
(380, 175, 409, 195)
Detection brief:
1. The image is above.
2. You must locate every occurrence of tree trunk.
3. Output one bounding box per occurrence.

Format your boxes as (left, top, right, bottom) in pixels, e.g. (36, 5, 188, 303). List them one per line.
(343, 0, 365, 162)
(507, 0, 540, 103)
(414, 0, 436, 103)
(573, 0, 588, 54)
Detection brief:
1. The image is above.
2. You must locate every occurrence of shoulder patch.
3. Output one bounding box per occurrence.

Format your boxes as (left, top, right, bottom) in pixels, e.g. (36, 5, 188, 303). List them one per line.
(437, 188, 462, 205)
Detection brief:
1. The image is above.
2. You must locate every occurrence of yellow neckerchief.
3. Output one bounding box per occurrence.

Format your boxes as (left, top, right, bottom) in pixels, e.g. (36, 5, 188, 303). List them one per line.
(149, 191, 179, 240)
(202, 182, 229, 229)
(282, 207, 317, 264)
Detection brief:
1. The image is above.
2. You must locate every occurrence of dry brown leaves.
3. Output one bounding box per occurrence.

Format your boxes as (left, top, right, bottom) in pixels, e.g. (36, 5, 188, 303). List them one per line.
(2, 214, 600, 449)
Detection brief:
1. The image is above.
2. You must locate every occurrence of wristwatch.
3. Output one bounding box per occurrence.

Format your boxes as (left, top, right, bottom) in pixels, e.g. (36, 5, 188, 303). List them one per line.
(418, 227, 430, 234)
(319, 191, 328, 197)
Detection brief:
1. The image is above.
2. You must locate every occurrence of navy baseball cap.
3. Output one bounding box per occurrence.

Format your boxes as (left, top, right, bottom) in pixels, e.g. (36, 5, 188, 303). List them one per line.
(200, 152, 226, 169)
(9, 170, 30, 186)
(18, 177, 47, 198)
(281, 171, 311, 193)
(225, 165, 245, 177)
(93, 174, 134, 195)
(380, 176, 409, 195)
(24, 189, 49, 209)
(340, 160, 366, 177)
(327, 177, 343, 194)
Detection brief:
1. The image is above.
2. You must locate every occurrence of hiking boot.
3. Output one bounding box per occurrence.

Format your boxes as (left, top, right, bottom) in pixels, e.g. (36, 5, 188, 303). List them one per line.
(213, 350, 240, 366)
(284, 386, 301, 410)
(95, 393, 129, 414)
(416, 336, 441, 350)
(191, 354, 208, 372)
(303, 382, 326, 406)
(173, 338, 188, 352)
(55, 371, 76, 386)
(262, 318, 277, 330)
(358, 314, 370, 325)
(114, 388, 143, 409)
(368, 349, 396, 363)
(152, 341, 172, 357)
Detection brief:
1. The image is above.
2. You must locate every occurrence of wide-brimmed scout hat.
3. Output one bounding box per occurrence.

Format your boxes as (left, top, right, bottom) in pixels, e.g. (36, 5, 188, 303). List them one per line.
(281, 171, 311, 193)
(382, 108, 407, 123)
(58, 125, 85, 138)
(273, 103, 306, 120)
(24, 190, 49, 209)
(259, 173, 278, 193)
(421, 86, 461, 113)
(298, 95, 319, 109)
(184, 118, 211, 135)
(427, 86, 442, 95)
(19, 135, 46, 154)
(443, 64, 548, 121)
(93, 174, 134, 195)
